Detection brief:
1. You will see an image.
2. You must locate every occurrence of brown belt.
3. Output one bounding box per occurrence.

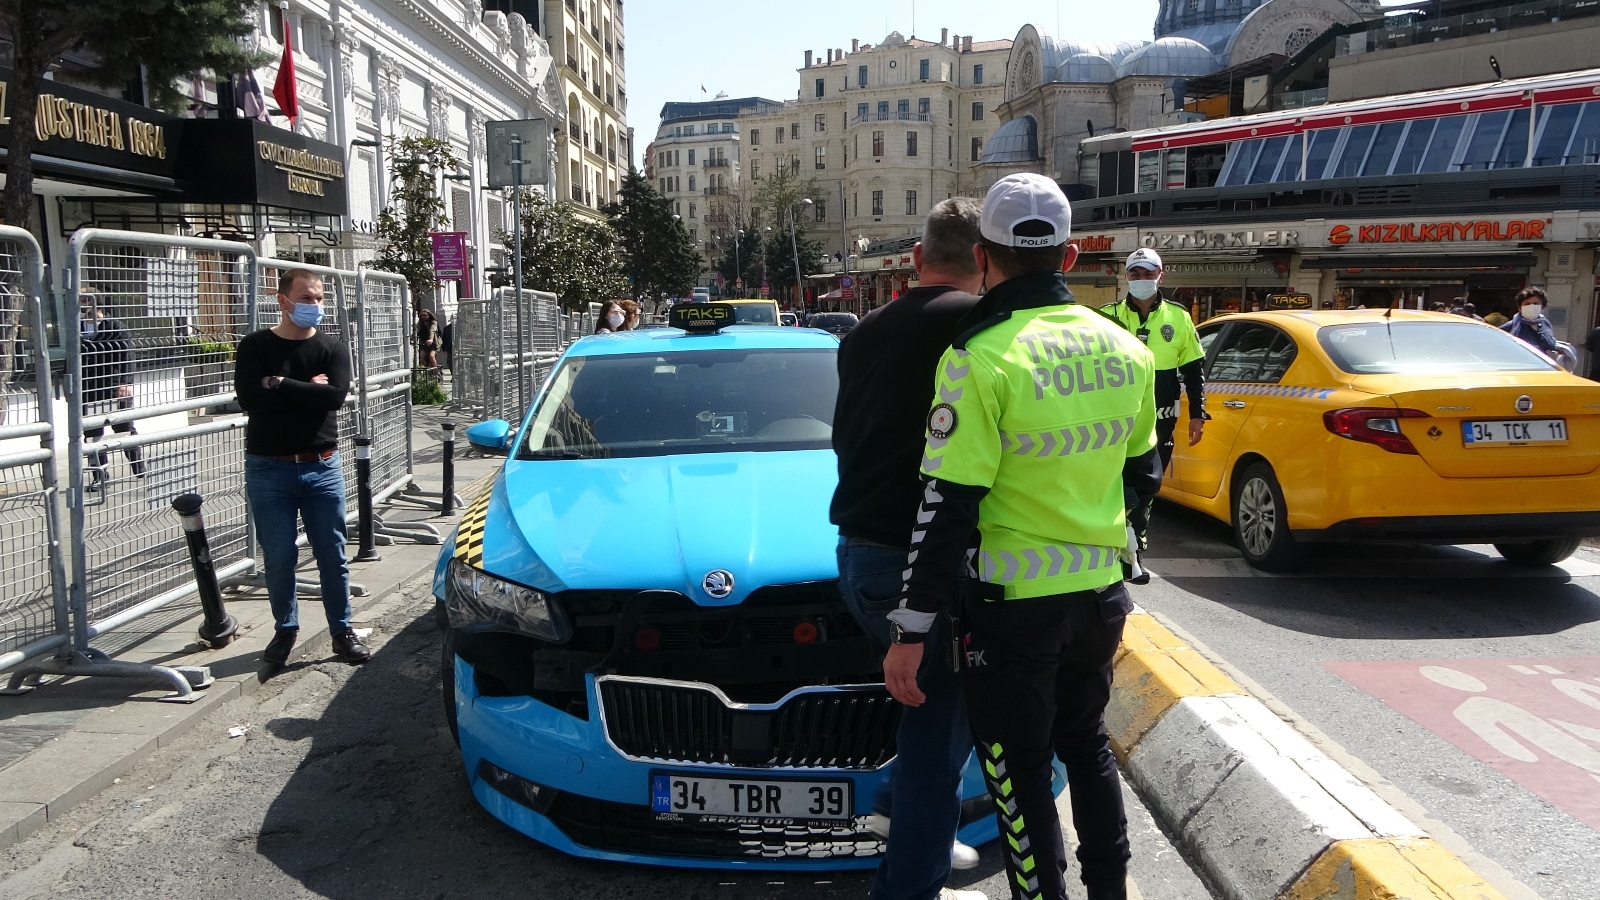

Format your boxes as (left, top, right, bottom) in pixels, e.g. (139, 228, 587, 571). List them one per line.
(268, 450, 336, 463)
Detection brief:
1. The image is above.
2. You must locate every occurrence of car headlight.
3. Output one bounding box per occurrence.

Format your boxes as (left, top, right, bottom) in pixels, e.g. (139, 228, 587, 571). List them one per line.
(445, 557, 573, 643)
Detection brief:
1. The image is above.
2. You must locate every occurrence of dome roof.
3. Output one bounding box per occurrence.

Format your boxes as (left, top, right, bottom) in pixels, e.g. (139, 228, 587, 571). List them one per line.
(1057, 53, 1118, 84)
(1114, 37, 1220, 79)
(980, 115, 1041, 165)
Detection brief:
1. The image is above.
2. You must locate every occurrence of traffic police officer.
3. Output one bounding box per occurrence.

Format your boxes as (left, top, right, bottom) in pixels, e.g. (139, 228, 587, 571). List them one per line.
(1098, 248, 1207, 553)
(882, 174, 1163, 900)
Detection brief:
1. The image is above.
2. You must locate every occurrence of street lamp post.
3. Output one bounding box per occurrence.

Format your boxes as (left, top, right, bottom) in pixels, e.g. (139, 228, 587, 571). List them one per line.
(510, 134, 526, 414)
(734, 228, 743, 298)
(790, 199, 812, 311)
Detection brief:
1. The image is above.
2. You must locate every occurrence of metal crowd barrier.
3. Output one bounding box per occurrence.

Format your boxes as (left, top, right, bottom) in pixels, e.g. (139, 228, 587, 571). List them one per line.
(0, 227, 70, 677)
(450, 289, 565, 424)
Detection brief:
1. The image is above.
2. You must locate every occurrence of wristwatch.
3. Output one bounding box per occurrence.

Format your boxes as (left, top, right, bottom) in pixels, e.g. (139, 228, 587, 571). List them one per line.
(888, 621, 927, 645)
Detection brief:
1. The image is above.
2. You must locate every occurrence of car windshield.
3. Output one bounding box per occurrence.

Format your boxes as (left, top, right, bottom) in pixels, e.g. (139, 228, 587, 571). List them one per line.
(812, 314, 857, 328)
(517, 348, 837, 459)
(1318, 322, 1559, 375)
(731, 304, 777, 325)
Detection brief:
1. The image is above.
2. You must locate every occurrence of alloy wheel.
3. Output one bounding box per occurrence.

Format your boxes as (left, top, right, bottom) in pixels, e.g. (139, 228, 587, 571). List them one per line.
(1237, 477, 1277, 557)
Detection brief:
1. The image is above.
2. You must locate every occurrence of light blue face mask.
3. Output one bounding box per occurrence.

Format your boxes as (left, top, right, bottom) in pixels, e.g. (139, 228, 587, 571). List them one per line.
(290, 303, 324, 328)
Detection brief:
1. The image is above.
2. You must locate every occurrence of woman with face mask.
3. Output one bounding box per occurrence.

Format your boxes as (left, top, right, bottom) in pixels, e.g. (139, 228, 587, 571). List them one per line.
(596, 300, 627, 334)
(1500, 287, 1561, 360)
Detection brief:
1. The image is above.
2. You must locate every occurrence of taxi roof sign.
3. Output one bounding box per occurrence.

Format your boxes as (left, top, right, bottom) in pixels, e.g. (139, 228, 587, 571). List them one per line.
(670, 302, 736, 334)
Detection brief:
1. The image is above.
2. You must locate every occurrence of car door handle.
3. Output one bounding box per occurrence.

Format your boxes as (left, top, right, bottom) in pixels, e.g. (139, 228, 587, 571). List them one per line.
(1222, 400, 1246, 409)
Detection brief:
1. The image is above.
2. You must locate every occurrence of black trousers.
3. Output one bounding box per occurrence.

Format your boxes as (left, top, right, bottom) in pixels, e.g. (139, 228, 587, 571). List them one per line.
(962, 584, 1133, 900)
(84, 397, 144, 477)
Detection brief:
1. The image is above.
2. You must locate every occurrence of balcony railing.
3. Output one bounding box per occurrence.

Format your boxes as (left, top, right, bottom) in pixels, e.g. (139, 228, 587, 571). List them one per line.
(703, 158, 731, 168)
(704, 187, 729, 196)
(572, 185, 583, 202)
(850, 111, 931, 127)
(609, 149, 617, 164)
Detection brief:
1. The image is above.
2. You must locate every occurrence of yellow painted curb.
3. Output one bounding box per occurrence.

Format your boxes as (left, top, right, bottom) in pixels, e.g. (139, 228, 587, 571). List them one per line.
(1117, 612, 1190, 661)
(1106, 643, 1244, 760)
(1284, 838, 1510, 900)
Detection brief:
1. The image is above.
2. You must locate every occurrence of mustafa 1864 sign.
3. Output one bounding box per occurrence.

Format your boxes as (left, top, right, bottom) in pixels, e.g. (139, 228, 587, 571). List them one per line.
(0, 67, 179, 180)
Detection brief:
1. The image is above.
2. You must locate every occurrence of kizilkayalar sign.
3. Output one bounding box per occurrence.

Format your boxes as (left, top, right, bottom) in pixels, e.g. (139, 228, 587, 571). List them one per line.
(0, 67, 347, 216)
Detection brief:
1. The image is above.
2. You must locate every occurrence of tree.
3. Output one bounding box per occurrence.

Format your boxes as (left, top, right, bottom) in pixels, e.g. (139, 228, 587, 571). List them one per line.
(749, 168, 826, 304)
(503, 190, 626, 311)
(603, 169, 700, 304)
(373, 136, 459, 311)
(711, 229, 765, 297)
(763, 223, 826, 303)
(0, 0, 264, 230)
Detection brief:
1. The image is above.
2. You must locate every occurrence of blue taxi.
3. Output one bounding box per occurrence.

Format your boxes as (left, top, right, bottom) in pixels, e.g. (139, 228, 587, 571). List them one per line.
(434, 305, 998, 869)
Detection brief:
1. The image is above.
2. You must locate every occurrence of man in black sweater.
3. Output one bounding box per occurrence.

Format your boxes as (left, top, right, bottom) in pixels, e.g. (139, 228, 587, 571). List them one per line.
(236, 268, 369, 666)
(830, 198, 987, 900)
(79, 287, 145, 487)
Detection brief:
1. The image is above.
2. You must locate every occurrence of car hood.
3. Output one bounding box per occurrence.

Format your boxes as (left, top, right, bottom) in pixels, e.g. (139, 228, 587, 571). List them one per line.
(470, 450, 841, 606)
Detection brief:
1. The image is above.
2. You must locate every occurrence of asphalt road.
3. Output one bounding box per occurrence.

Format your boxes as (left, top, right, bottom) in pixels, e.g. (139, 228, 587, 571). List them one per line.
(0, 575, 1217, 900)
(1136, 501, 1600, 900)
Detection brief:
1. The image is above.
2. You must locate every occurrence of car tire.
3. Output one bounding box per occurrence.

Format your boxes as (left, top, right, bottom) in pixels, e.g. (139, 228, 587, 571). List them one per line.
(1494, 537, 1582, 567)
(1232, 463, 1304, 572)
(441, 627, 460, 746)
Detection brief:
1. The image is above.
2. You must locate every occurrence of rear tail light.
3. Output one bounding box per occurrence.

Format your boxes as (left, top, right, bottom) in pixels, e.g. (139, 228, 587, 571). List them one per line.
(1323, 408, 1430, 455)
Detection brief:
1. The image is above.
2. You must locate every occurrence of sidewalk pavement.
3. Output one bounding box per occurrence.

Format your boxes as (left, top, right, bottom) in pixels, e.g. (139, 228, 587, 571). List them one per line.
(0, 400, 503, 851)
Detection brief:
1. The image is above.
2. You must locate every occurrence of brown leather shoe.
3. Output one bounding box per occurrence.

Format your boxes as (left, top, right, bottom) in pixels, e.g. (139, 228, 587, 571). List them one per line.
(331, 631, 371, 663)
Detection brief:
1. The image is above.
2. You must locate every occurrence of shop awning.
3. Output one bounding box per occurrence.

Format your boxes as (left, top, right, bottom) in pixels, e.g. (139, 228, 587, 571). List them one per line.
(1299, 253, 1537, 270)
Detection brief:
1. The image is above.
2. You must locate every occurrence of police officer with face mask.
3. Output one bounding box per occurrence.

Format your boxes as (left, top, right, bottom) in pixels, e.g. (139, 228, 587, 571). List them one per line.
(1097, 249, 1207, 556)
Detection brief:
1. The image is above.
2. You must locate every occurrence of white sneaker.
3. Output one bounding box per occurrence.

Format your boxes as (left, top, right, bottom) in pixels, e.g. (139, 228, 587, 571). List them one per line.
(950, 840, 981, 870)
(938, 889, 988, 900)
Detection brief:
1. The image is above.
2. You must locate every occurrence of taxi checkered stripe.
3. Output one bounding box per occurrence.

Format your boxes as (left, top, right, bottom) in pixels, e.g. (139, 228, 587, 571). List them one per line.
(979, 742, 1042, 900)
(1210, 383, 1336, 400)
(454, 492, 491, 568)
(1000, 416, 1138, 458)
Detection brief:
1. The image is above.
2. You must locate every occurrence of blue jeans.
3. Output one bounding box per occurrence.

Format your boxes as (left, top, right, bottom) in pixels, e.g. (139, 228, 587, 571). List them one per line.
(838, 538, 973, 900)
(245, 453, 352, 634)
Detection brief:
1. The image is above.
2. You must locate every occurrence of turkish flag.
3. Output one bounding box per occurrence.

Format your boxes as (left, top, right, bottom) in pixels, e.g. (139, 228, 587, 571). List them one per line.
(272, 10, 299, 125)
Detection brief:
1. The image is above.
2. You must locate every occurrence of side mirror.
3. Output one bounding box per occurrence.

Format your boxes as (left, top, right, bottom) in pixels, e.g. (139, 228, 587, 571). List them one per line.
(466, 419, 514, 456)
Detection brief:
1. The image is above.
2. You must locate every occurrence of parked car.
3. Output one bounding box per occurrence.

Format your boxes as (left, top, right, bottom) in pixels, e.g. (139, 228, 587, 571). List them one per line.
(807, 312, 859, 336)
(718, 298, 782, 325)
(439, 305, 1004, 869)
(780, 312, 799, 327)
(1161, 310, 1600, 570)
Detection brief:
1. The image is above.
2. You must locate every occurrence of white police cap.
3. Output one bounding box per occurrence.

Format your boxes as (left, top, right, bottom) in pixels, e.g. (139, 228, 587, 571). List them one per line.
(979, 174, 1073, 248)
(1126, 248, 1163, 272)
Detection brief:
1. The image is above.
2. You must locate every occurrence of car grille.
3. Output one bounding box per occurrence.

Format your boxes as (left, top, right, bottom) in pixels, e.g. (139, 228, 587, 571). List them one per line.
(598, 677, 900, 769)
(543, 792, 885, 861)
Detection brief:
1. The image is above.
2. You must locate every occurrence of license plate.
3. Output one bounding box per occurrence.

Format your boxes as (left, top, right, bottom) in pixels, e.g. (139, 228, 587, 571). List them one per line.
(1462, 419, 1568, 445)
(650, 773, 852, 824)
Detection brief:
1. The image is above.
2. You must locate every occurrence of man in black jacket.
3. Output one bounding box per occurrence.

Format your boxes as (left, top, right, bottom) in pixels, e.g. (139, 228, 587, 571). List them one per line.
(236, 268, 369, 667)
(830, 198, 987, 900)
(79, 287, 145, 488)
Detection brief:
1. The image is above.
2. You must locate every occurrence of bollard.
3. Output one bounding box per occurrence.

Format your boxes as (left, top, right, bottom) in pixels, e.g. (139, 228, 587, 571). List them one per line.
(172, 493, 239, 648)
(440, 422, 456, 517)
(354, 435, 381, 562)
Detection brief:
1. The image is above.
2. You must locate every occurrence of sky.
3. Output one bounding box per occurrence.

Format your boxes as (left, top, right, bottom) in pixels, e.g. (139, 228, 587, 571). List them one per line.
(623, 0, 1161, 166)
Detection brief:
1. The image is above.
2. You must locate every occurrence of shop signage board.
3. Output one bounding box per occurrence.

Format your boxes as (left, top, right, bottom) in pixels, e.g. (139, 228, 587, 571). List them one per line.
(1329, 218, 1553, 246)
(431, 232, 468, 278)
(1164, 260, 1283, 279)
(180, 119, 349, 216)
(1070, 235, 1117, 252)
(1141, 229, 1300, 252)
(0, 65, 179, 181)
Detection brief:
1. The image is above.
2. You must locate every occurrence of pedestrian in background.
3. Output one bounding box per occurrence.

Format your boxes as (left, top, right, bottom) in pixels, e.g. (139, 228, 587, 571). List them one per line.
(79, 286, 145, 490)
(831, 198, 987, 900)
(1587, 322, 1600, 381)
(415, 308, 441, 370)
(1097, 248, 1206, 564)
(888, 174, 1162, 900)
(236, 268, 370, 667)
(621, 299, 643, 331)
(440, 316, 454, 375)
(596, 300, 626, 334)
(1501, 287, 1561, 360)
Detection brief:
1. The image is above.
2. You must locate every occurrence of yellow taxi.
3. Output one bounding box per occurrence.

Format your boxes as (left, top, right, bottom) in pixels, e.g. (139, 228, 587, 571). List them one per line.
(1164, 310, 1600, 570)
(719, 298, 781, 325)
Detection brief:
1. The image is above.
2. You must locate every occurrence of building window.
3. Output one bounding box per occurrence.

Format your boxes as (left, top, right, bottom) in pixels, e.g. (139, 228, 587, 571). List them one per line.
(857, 102, 868, 122)
(815, 78, 825, 98)
(906, 190, 917, 216)
(974, 64, 984, 85)
(949, 135, 953, 158)
(972, 137, 982, 161)
(776, 127, 784, 144)
(752, 161, 760, 179)
(972, 102, 984, 121)
(877, 100, 889, 120)
(815, 198, 827, 222)
(919, 97, 930, 116)
(858, 64, 868, 87)
(688, 175, 696, 191)
(688, 148, 696, 165)
(898, 99, 910, 119)
(815, 113, 826, 132)
(816, 145, 827, 169)
(906, 131, 918, 156)
(919, 59, 929, 80)
(751, 129, 761, 146)
(689, 203, 697, 218)
(872, 190, 884, 216)
(659, 178, 666, 193)
(872, 131, 885, 157)
(791, 123, 800, 140)
(791, 155, 801, 176)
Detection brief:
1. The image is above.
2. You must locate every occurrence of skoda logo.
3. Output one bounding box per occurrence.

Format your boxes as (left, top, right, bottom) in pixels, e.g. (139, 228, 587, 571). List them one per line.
(1515, 395, 1535, 415)
(702, 569, 735, 599)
